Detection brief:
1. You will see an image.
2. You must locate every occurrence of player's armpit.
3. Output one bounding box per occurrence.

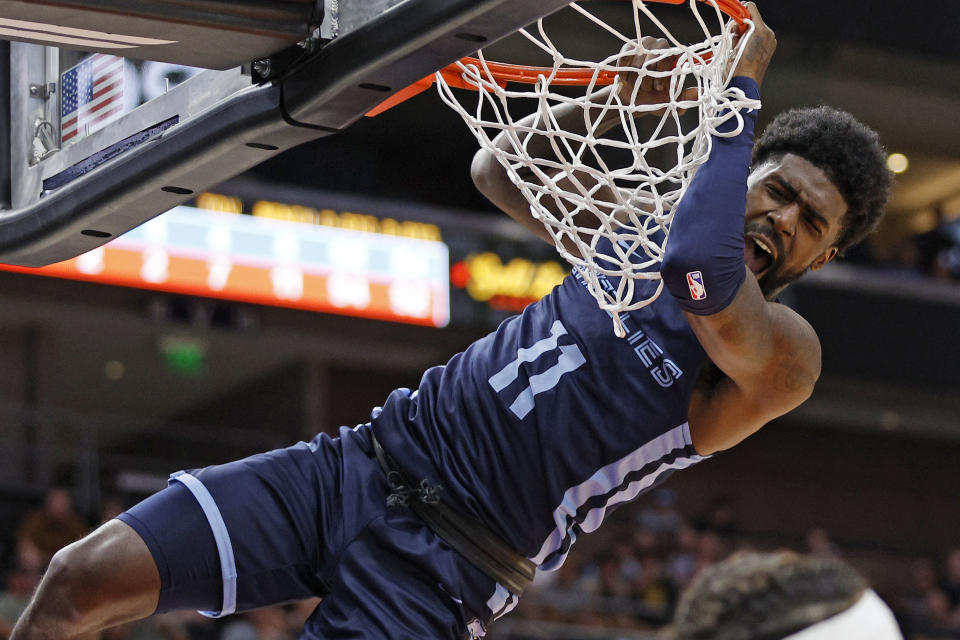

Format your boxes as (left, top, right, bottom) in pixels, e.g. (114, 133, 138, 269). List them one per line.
(687, 377, 778, 455)
(687, 332, 819, 455)
(682, 270, 821, 452)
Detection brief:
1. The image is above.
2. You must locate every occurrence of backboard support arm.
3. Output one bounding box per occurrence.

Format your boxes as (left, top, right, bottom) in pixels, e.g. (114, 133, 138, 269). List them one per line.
(0, 41, 9, 210)
(0, 0, 573, 267)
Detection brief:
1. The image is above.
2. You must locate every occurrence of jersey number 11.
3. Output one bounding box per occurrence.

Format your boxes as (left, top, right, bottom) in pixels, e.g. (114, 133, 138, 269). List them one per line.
(488, 320, 587, 419)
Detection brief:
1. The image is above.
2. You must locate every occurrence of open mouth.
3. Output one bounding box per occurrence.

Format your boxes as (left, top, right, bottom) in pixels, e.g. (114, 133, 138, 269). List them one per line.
(744, 232, 776, 277)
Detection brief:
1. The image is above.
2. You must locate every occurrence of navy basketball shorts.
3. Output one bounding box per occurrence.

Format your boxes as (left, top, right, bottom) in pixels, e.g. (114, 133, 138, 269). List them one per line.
(116, 424, 500, 639)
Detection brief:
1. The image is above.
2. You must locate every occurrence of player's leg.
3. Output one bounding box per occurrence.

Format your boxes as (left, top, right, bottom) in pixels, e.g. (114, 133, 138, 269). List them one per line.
(11, 519, 160, 640)
(14, 433, 342, 640)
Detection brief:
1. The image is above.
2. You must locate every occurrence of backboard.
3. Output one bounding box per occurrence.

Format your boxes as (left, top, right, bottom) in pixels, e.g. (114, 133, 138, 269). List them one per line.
(0, 0, 573, 266)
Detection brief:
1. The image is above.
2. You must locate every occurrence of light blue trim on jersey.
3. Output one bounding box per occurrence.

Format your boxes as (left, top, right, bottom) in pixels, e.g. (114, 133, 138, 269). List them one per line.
(533, 422, 707, 570)
(486, 583, 520, 620)
(169, 471, 238, 618)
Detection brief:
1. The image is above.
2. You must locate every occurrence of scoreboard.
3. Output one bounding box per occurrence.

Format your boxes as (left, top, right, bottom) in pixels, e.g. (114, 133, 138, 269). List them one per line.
(0, 205, 450, 328)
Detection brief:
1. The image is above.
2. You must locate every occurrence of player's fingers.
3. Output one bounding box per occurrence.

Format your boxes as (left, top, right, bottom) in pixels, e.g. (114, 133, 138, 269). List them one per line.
(658, 55, 681, 92)
(640, 35, 664, 52)
(743, 1, 775, 41)
(743, 2, 765, 28)
(616, 41, 643, 99)
(650, 38, 671, 92)
(637, 40, 655, 93)
(676, 87, 699, 114)
(617, 40, 638, 66)
(639, 74, 653, 94)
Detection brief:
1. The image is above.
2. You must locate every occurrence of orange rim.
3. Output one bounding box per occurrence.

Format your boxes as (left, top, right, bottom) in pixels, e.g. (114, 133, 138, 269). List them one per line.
(446, 0, 747, 87)
(367, 0, 748, 116)
(451, 58, 618, 86)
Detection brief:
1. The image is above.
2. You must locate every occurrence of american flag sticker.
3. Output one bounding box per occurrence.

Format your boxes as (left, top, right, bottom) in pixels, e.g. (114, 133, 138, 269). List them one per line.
(686, 271, 707, 300)
(60, 54, 126, 144)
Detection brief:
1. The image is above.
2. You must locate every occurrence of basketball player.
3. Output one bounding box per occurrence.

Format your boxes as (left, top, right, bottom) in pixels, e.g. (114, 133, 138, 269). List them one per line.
(665, 551, 904, 639)
(11, 4, 892, 639)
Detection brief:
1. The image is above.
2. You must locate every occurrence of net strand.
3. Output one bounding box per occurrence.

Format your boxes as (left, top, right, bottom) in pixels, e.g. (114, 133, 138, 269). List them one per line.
(436, 0, 761, 335)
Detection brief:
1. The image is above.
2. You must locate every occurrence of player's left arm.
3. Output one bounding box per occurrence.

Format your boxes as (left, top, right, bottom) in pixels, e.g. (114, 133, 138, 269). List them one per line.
(657, 3, 803, 454)
(684, 274, 821, 455)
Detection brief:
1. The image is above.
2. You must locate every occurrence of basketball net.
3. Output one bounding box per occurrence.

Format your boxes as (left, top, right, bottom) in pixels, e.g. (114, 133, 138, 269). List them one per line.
(437, 0, 761, 336)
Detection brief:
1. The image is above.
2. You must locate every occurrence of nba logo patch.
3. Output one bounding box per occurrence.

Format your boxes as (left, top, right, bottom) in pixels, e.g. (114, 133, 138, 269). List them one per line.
(686, 271, 706, 300)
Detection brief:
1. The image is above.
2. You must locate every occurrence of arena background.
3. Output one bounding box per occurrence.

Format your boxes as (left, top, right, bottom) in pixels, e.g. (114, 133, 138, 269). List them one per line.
(0, 1, 958, 638)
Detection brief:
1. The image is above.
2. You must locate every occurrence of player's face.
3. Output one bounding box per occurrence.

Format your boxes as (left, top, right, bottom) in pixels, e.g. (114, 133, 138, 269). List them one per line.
(743, 153, 848, 298)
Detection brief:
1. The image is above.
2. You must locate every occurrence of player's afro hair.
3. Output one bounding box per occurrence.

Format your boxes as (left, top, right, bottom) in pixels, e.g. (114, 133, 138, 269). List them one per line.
(752, 106, 892, 255)
(664, 551, 868, 640)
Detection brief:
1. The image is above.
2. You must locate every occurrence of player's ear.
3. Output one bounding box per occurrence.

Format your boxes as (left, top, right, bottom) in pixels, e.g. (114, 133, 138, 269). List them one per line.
(810, 246, 838, 272)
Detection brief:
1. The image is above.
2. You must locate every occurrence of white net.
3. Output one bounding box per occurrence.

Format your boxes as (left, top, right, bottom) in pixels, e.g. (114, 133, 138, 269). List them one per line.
(437, 0, 761, 336)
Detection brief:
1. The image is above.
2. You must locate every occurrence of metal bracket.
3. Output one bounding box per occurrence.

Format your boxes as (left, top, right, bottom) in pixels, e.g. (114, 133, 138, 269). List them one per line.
(0, 0, 575, 266)
(320, 0, 340, 40)
(30, 119, 59, 164)
(28, 83, 56, 100)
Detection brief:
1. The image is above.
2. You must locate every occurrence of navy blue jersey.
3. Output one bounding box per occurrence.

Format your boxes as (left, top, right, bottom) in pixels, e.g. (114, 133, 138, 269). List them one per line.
(371, 240, 711, 599)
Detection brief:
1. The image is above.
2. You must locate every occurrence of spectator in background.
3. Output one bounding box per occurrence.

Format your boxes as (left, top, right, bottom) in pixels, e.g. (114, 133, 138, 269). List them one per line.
(634, 554, 671, 625)
(898, 557, 939, 621)
(694, 494, 739, 541)
(219, 606, 292, 640)
(15, 487, 87, 571)
(665, 525, 700, 593)
(100, 613, 192, 640)
(908, 588, 960, 640)
(941, 548, 960, 609)
(522, 550, 588, 624)
(596, 548, 634, 600)
(637, 489, 684, 537)
(693, 530, 727, 577)
(284, 599, 322, 637)
(805, 527, 841, 559)
(0, 566, 39, 640)
(913, 207, 960, 282)
(887, 237, 927, 279)
(98, 493, 130, 526)
(633, 527, 661, 560)
(664, 550, 903, 639)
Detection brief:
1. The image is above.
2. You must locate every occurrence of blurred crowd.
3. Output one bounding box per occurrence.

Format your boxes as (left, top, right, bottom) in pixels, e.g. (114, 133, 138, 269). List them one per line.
(509, 489, 960, 640)
(0, 486, 323, 640)
(851, 211, 960, 283)
(1, 486, 959, 639)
